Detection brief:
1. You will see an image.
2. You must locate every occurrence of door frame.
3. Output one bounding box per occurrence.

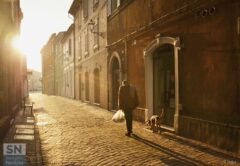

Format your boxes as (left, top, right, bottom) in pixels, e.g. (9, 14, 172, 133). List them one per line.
(94, 68, 100, 104)
(79, 73, 82, 100)
(144, 36, 181, 133)
(85, 71, 89, 102)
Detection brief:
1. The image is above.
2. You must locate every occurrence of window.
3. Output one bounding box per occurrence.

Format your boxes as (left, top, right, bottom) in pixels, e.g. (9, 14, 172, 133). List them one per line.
(107, 0, 112, 16)
(69, 39, 72, 56)
(108, 0, 120, 15)
(78, 11, 81, 30)
(63, 45, 66, 57)
(51, 44, 55, 53)
(93, 0, 99, 10)
(64, 44, 68, 61)
(108, 0, 129, 15)
(83, 0, 88, 21)
(117, 0, 121, 7)
(84, 31, 89, 56)
(78, 36, 82, 61)
(111, 0, 118, 11)
(55, 45, 58, 56)
(93, 17, 99, 50)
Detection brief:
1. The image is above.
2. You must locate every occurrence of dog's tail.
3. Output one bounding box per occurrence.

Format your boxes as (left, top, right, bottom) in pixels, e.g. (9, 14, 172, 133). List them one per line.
(160, 108, 164, 118)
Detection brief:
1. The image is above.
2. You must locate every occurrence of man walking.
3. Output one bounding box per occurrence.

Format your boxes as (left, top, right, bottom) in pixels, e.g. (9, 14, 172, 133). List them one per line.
(118, 80, 138, 136)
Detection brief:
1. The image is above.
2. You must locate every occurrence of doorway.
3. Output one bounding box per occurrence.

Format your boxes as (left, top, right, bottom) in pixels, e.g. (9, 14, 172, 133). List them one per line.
(94, 69, 100, 104)
(85, 72, 89, 101)
(79, 73, 81, 100)
(111, 58, 120, 110)
(153, 44, 175, 127)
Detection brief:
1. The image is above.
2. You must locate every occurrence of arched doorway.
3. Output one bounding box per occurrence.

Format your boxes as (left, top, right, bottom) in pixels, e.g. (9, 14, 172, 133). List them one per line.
(85, 72, 89, 101)
(109, 52, 122, 110)
(111, 58, 120, 110)
(153, 44, 175, 127)
(94, 68, 100, 104)
(144, 36, 181, 132)
(79, 73, 82, 100)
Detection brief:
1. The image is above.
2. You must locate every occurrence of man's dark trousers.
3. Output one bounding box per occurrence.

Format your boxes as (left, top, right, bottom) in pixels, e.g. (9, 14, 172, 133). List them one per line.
(124, 109, 133, 133)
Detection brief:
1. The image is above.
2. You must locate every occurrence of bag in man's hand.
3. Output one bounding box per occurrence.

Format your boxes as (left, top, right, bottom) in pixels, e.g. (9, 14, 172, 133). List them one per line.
(112, 110, 125, 123)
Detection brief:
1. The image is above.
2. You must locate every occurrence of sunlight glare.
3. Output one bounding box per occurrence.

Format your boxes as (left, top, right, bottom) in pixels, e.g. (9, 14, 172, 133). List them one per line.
(11, 36, 26, 55)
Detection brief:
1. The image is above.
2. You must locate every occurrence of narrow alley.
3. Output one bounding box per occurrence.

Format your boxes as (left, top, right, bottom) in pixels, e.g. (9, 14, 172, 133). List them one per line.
(1, 0, 240, 165)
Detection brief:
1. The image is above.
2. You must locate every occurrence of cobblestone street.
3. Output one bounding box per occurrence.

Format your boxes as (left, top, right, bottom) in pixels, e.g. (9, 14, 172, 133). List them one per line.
(31, 93, 239, 166)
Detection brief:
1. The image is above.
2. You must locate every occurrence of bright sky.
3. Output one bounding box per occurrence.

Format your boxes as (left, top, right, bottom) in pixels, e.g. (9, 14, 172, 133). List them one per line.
(18, 0, 73, 72)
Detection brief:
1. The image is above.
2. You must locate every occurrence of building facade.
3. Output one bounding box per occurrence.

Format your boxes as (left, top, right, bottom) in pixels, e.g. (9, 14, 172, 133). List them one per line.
(27, 69, 42, 92)
(62, 25, 75, 99)
(107, 0, 240, 153)
(54, 32, 65, 96)
(0, 0, 27, 138)
(41, 33, 56, 95)
(69, 0, 108, 108)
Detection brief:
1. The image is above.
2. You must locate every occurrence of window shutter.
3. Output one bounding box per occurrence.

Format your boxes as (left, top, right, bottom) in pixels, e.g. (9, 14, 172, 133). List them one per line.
(83, 0, 88, 20)
(117, 0, 121, 7)
(78, 36, 82, 60)
(78, 11, 81, 30)
(69, 39, 72, 56)
(111, 0, 118, 11)
(94, 17, 99, 48)
(93, 0, 99, 10)
(107, 0, 112, 16)
(85, 31, 89, 55)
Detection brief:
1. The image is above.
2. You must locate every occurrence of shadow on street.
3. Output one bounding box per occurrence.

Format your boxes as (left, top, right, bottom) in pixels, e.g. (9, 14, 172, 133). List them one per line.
(162, 133, 240, 163)
(132, 134, 219, 166)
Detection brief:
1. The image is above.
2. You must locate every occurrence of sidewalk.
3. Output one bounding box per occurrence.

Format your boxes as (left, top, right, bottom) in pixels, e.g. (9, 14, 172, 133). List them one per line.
(133, 124, 240, 165)
(0, 108, 42, 165)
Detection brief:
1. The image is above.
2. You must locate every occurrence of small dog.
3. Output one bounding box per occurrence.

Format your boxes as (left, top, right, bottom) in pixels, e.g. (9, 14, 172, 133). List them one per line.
(146, 109, 164, 133)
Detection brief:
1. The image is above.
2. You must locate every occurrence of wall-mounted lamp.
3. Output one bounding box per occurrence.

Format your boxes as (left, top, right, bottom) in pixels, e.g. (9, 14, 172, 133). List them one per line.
(88, 19, 95, 26)
(87, 19, 104, 38)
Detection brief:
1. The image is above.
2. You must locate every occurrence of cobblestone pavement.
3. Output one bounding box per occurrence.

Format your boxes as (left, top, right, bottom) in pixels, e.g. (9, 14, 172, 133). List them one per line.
(31, 93, 240, 166)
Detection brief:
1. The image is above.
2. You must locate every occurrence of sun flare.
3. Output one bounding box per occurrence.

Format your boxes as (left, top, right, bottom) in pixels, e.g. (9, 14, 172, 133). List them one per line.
(11, 36, 26, 55)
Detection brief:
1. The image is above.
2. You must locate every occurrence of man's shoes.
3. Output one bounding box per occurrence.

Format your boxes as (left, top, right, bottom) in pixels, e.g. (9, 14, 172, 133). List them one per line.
(125, 132, 132, 137)
(125, 133, 130, 136)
